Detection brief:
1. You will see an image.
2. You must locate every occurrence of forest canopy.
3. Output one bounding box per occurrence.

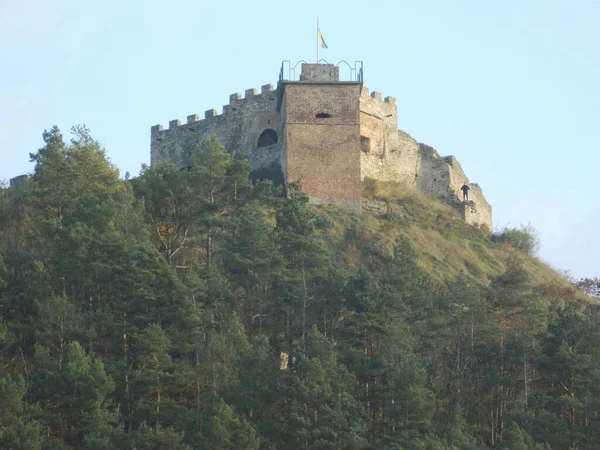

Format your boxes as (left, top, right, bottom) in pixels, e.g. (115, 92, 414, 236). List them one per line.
(0, 126, 598, 450)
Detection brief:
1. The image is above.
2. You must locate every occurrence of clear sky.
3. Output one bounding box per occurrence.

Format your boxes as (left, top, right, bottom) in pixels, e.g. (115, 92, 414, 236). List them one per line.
(1, 0, 598, 279)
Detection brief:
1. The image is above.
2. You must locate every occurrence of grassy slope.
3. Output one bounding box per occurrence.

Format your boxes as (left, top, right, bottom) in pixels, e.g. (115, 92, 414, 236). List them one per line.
(313, 180, 571, 291)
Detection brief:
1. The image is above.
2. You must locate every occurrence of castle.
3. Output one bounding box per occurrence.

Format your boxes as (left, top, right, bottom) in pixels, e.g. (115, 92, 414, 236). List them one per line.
(150, 62, 492, 229)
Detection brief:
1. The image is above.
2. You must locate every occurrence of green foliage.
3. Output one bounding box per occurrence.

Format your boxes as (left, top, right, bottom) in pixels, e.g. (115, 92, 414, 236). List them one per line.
(287, 328, 368, 449)
(499, 223, 541, 256)
(127, 423, 185, 450)
(202, 399, 260, 450)
(497, 423, 550, 450)
(2, 128, 598, 449)
(0, 377, 42, 450)
(29, 125, 119, 223)
(573, 277, 600, 298)
(28, 341, 119, 449)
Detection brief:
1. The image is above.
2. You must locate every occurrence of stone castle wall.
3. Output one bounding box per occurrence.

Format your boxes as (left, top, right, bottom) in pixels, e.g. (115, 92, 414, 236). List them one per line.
(357, 86, 492, 229)
(151, 84, 282, 172)
(150, 65, 492, 229)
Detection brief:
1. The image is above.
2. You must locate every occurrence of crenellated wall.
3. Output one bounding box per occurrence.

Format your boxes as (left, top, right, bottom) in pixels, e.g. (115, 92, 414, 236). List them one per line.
(360, 86, 420, 184)
(151, 84, 282, 173)
(356, 84, 492, 229)
(149, 63, 492, 229)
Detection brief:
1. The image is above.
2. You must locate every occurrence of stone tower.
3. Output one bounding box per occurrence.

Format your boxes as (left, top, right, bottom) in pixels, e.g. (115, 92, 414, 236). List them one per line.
(278, 63, 363, 212)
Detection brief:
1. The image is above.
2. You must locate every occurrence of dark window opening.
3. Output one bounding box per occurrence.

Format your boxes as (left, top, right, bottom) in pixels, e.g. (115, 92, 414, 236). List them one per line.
(361, 136, 371, 154)
(257, 128, 278, 147)
(316, 112, 332, 119)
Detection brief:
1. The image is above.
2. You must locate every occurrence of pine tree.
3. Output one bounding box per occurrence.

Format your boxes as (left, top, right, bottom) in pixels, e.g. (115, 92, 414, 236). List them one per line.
(0, 377, 43, 450)
(28, 342, 119, 448)
(286, 327, 367, 449)
(534, 300, 600, 449)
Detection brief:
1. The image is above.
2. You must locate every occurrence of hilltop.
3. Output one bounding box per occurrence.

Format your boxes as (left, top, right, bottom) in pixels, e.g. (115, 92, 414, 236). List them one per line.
(0, 128, 597, 450)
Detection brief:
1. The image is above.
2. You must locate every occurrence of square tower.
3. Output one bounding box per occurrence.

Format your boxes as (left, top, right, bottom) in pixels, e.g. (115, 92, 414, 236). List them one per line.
(278, 64, 363, 211)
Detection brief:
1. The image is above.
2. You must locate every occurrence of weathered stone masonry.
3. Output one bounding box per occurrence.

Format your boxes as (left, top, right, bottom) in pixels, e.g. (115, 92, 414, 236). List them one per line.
(151, 84, 282, 173)
(150, 62, 492, 229)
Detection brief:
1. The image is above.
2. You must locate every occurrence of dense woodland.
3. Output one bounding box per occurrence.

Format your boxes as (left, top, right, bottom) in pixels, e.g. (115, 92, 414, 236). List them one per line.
(0, 126, 599, 450)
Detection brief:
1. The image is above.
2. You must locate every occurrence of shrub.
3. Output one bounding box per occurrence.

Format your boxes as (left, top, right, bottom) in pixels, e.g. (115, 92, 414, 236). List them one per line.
(498, 223, 540, 256)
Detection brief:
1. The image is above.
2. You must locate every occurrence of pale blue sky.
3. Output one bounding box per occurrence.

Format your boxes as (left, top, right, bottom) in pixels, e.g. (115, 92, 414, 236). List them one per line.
(1, 0, 598, 279)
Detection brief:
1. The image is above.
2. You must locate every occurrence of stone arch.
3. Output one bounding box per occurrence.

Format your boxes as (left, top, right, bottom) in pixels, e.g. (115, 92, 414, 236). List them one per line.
(257, 128, 278, 147)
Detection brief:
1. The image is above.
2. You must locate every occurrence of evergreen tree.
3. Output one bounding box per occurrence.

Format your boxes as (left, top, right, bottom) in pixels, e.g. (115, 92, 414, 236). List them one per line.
(0, 377, 42, 450)
(497, 423, 550, 450)
(132, 324, 174, 430)
(287, 328, 367, 449)
(28, 342, 119, 449)
(534, 300, 600, 449)
(132, 160, 196, 267)
(225, 202, 282, 334)
(201, 399, 261, 450)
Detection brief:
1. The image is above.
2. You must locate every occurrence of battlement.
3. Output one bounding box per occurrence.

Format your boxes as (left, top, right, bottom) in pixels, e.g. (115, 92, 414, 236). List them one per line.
(151, 83, 277, 132)
(300, 63, 339, 82)
(359, 85, 397, 125)
(360, 86, 396, 103)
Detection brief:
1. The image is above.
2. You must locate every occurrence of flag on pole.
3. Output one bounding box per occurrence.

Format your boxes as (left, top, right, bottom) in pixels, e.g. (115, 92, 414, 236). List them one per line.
(318, 29, 328, 49)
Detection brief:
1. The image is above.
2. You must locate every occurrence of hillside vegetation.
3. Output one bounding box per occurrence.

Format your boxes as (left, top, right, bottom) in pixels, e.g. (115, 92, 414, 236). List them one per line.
(0, 127, 598, 450)
(319, 179, 571, 291)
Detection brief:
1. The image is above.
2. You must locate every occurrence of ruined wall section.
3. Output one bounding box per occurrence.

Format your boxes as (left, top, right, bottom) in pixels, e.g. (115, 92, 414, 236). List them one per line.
(151, 84, 282, 171)
(415, 147, 491, 228)
(283, 82, 362, 211)
(359, 87, 421, 186)
(416, 144, 453, 199)
(357, 88, 492, 228)
(442, 156, 492, 228)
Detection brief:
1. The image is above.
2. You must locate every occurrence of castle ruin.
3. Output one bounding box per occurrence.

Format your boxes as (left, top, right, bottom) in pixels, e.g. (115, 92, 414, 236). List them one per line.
(150, 62, 492, 229)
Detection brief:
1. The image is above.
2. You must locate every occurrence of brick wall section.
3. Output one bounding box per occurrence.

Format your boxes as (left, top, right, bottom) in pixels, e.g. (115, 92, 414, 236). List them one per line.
(151, 84, 282, 172)
(283, 82, 362, 208)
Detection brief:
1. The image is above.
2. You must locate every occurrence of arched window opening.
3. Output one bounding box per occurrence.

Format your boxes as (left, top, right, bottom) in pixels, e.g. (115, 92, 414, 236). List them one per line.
(257, 128, 278, 147)
(315, 112, 332, 119)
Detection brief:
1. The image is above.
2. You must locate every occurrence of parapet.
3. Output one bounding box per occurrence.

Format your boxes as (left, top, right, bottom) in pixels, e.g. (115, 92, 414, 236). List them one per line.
(151, 83, 278, 138)
(360, 86, 397, 123)
(300, 64, 339, 82)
